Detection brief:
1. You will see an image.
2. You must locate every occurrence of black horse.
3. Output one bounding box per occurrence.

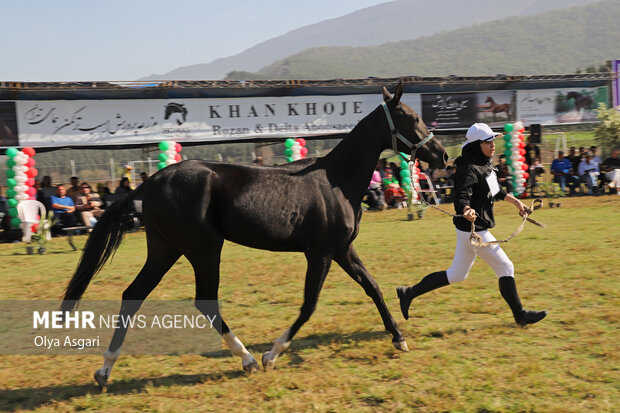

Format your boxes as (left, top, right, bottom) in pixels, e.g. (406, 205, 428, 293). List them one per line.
(566, 91, 593, 113)
(61, 84, 448, 386)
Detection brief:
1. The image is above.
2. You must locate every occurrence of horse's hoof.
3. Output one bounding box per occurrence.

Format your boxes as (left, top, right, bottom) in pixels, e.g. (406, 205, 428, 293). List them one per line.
(93, 369, 108, 388)
(262, 352, 275, 371)
(242, 358, 260, 373)
(393, 339, 409, 352)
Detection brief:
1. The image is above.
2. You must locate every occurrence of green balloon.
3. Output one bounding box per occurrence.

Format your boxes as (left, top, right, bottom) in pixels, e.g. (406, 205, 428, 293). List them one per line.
(157, 161, 167, 170)
(6, 158, 15, 168)
(284, 148, 293, 156)
(286, 156, 294, 163)
(400, 161, 408, 169)
(504, 141, 512, 150)
(6, 169, 15, 178)
(158, 153, 168, 162)
(504, 123, 513, 133)
(402, 177, 412, 184)
(504, 134, 512, 142)
(10, 217, 21, 228)
(8, 207, 18, 218)
(399, 169, 409, 178)
(5, 148, 18, 158)
(158, 141, 170, 151)
(506, 158, 513, 165)
(284, 138, 295, 148)
(6, 188, 16, 198)
(504, 150, 512, 157)
(8, 198, 18, 208)
(6, 178, 17, 188)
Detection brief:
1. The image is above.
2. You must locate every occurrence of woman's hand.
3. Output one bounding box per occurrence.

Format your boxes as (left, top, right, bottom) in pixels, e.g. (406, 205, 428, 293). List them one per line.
(463, 206, 477, 222)
(515, 200, 527, 216)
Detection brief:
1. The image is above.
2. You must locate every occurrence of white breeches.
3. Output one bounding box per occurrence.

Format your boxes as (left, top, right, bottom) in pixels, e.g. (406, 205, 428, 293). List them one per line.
(446, 228, 514, 283)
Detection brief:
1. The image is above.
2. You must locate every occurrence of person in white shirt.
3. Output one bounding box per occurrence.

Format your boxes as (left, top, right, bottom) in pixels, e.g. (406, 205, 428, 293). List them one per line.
(578, 152, 600, 195)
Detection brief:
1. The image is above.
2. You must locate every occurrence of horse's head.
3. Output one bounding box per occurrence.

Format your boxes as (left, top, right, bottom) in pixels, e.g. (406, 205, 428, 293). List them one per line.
(485, 96, 494, 103)
(382, 83, 448, 169)
(566, 91, 578, 100)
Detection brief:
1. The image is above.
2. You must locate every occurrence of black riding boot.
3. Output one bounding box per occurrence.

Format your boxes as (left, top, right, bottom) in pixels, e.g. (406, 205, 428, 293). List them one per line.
(498, 276, 547, 325)
(396, 271, 449, 320)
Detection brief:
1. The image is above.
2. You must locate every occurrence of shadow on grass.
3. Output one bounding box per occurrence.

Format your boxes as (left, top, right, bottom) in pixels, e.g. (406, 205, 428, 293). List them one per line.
(0, 330, 390, 412)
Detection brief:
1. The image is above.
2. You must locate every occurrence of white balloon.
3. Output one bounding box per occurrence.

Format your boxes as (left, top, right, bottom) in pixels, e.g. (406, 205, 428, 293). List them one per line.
(514, 121, 524, 130)
(165, 158, 175, 165)
(15, 175, 27, 183)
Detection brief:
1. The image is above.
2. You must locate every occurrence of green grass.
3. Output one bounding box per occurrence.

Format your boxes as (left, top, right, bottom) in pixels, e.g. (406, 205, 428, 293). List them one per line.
(0, 196, 619, 412)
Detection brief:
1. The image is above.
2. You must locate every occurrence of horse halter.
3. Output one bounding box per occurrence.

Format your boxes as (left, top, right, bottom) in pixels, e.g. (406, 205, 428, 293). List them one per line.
(381, 101, 434, 162)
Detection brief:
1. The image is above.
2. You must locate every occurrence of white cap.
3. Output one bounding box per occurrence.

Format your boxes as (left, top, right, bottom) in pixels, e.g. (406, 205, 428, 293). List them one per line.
(462, 123, 501, 148)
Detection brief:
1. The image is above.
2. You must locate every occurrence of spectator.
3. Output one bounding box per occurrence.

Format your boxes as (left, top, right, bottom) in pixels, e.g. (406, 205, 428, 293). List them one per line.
(366, 166, 386, 210)
(590, 146, 602, 164)
(578, 152, 600, 195)
(528, 157, 545, 194)
(567, 147, 581, 176)
(601, 149, 620, 195)
(550, 151, 578, 195)
(524, 136, 540, 170)
(495, 155, 511, 194)
(50, 184, 77, 233)
(115, 177, 132, 195)
(382, 169, 407, 208)
(378, 158, 388, 180)
(75, 182, 105, 226)
(38, 175, 57, 199)
(66, 176, 81, 202)
(137, 172, 149, 187)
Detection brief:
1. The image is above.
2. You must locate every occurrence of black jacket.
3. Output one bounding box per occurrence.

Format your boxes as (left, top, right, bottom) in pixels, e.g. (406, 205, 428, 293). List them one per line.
(453, 142, 507, 232)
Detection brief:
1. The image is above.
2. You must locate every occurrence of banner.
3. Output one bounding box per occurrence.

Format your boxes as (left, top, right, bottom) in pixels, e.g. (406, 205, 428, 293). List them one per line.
(517, 87, 608, 125)
(5, 94, 421, 148)
(422, 91, 516, 129)
(613, 60, 620, 108)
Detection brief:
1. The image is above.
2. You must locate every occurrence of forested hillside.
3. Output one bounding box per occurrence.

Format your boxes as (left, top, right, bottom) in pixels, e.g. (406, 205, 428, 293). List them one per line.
(242, 0, 618, 79)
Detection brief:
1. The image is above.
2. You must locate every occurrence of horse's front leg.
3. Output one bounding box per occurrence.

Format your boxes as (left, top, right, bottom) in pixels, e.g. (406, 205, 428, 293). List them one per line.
(262, 253, 332, 370)
(335, 244, 408, 351)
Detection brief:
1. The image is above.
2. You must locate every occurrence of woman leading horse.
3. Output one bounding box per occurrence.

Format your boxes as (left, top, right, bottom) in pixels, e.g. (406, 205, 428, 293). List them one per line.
(61, 83, 448, 386)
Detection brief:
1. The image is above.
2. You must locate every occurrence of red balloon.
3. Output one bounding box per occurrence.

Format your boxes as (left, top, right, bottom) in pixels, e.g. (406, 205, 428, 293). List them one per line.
(174, 153, 181, 162)
(519, 141, 526, 149)
(519, 156, 526, 162)
(26, 178, 35, 186)
(296, 138, 306, 146)
(26, 158, 36, 167)
(519, 127, 525, 133)
(175, 143, 182, 152)
(521, 164, 528, 171)
(27, 187, 37, 196)
(519, 149, 526, 156)
(26, 167, 38, 178)
(300, 147, 308, 156)
(522, 172, 529, 180)
(22, 147, 36, 157)
(31, 223, 39, 233)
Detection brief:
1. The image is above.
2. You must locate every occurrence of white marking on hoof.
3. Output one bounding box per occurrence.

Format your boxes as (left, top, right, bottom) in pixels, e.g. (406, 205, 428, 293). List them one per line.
(393, 340, 409, 352)
(262, 352, 275, 371)
(94, 368, 109, 388)
(242, 358, 260, 373)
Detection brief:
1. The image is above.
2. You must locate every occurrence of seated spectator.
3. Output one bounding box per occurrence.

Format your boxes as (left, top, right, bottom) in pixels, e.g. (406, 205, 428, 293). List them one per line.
(137, 172, 149, 187)
(50, 184, 77, 233)
(601, 149, 620, 195)
(528, 157, 545, 193)
(37, 175, 57, 210)
(382, 170, 407, 208)
(495, 156, 511, 194)
(578, 152, 600, 195)
(115, 177, 133, 195)
(550, 151, 579, 195)
(66, 176, 81, 203)
(75, 182, 105, 226)
(366, 167, 386, 210)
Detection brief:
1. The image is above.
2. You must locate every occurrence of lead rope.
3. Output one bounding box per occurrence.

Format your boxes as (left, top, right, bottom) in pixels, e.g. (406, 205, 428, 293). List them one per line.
(409, 160, 545, 250)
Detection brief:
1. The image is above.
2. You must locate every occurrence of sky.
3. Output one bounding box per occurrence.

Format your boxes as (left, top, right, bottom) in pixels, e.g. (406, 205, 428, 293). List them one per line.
(1, 0, 388, 82)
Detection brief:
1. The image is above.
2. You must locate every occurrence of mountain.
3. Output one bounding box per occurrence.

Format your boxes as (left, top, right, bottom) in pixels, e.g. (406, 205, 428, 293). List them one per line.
(250, 0, 619, 79)
(140, 0, 600, 80)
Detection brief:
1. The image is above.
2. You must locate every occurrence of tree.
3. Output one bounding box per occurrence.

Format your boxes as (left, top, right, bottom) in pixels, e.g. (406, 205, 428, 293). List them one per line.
(594, 103, 620, 153)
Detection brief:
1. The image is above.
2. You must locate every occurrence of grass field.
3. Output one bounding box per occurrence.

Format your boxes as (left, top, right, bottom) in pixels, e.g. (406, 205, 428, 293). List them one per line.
(0, 196, 618, 412)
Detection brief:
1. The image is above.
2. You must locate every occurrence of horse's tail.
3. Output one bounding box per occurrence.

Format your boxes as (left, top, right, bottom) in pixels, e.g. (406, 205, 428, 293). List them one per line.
(61, 186, 144, 312)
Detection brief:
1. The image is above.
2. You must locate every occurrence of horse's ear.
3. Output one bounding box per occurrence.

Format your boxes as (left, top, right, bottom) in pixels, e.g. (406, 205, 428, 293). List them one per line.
(382, 86, 393, 102)
(393, 82, 403, 104)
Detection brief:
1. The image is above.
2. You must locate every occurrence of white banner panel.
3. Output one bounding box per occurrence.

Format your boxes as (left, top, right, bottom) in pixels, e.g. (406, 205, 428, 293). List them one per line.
(516, 87, 608, 125)
(16, 94, 421, 147)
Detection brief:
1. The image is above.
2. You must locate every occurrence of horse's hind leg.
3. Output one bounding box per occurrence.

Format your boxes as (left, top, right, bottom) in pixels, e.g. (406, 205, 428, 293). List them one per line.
(335, 244, 408, 351)
(262, 253, 332, 370)
(186, 245, 260, 373)
(94, 229, 181, 387)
